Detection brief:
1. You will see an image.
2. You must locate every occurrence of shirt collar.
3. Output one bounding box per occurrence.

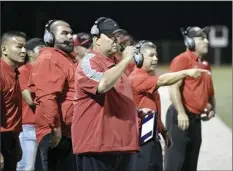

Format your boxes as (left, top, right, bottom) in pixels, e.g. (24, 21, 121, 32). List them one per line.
(1, 58, 20, 80)
(133, 67, 150, 76)
(90, 49, 118, 68)
(40, 47, 76, 63)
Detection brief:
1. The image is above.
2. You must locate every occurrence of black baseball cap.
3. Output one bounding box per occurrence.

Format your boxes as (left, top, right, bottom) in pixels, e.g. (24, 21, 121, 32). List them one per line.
(73, 32, 92, 48)
(187, 26, 211, 38)
(98, 18, 125, 35)
(26, 38, 45, 50)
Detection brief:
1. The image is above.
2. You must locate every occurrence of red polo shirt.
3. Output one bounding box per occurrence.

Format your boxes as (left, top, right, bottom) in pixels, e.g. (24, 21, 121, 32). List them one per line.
(129, 67, 164, 133)
(0, 58, 22, 133)
(72, 49, 140, 154)
(169, 50, 215, 114)
(19, 63, 35, 125)
(29, 47, 77, 143)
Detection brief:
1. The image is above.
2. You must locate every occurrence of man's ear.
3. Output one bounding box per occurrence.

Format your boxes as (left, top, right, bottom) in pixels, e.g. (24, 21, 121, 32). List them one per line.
(27, 50, 34, 57)
(1, 45, 7, 56)
(93, 36, 100, 46)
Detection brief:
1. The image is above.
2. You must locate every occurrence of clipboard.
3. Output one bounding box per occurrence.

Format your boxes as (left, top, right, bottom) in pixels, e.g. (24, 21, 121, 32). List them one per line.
(140, 111, 158, 145)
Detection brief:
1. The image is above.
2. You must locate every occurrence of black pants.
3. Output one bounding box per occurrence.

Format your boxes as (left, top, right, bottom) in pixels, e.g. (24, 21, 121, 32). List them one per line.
(132, 138, 163, 171)
(39, 133, 76, 171)
(76, 153, 133, 171)
(1, 132, 19, 171)
(164, 104, 202, 171)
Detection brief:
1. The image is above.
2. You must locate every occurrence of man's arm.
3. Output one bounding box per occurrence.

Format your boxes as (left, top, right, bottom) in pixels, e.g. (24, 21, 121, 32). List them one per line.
(29, 57, 65, 129)
(157, 69, 208, 88)
(21, 89, 36, 112)
(97, 57, 131, 94)
(169, 80, 186, 114)
(97, 46, 136, 94)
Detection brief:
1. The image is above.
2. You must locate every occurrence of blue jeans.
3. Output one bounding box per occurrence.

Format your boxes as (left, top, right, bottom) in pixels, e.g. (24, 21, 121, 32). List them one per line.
(17, 124, 38, 171)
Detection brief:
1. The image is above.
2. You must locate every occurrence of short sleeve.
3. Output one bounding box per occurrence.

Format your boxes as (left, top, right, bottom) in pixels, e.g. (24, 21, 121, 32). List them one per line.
(19, 67, 30, 91)
(76, 53, 104, 95)
(131, 75, 158, 94)
(169, 55, 190, 72)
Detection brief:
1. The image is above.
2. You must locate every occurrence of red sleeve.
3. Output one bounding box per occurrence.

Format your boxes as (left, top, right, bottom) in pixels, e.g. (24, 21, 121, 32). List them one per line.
(131, 75, 158, 94)
(76, 53, 103, 95)
(19, 66, 29, 91)
(30, 53, 65, 128)
(169, 55, 190, 72)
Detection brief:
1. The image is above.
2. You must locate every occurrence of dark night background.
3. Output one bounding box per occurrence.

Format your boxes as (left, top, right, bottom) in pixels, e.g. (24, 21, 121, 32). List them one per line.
(1, 1, 232, 64)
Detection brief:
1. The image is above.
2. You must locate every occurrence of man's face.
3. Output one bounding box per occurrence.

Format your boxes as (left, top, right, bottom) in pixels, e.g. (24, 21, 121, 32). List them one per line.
(115, 32, 132, 50)
(97, 33, 119, 55)
(1, 36, 27, 64)
(28, 45, 45, 60)
(142, 47, 158, 72)
(194, 35, 209, 55)
(73, 46, 88, 61)
(54, 24, 74, 53)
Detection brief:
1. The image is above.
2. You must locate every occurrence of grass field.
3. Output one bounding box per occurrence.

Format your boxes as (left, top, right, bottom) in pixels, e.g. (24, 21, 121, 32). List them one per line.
(212, 66, 232, 128)
(158, 65, 232, 128)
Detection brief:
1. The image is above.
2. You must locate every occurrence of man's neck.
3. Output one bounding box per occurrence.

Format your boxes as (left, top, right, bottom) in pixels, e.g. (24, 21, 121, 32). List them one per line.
(28, 58, 36, 65)
(192, 51, 203, 62)
(2, 56, 18, 69)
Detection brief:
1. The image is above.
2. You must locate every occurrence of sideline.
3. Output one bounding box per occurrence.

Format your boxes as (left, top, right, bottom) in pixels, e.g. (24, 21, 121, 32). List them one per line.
(158, 87, 232, 170)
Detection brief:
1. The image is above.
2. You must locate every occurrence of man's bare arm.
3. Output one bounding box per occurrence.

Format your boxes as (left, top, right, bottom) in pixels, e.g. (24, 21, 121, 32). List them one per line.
(97, 58, 131, 94)
(169, 80, 186, 114)
(157, 69, 208, 88)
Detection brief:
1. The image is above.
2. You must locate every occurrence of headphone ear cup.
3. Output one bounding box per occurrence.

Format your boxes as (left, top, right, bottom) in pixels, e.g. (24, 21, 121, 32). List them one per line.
(184, 36, 195, 50)
(43, 29, 55, 46)
(90, 25, 99, 36)
(134, 52, 144, 68)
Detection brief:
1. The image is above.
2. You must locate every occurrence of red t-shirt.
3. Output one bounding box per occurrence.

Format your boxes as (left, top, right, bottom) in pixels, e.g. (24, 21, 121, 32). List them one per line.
(0, 58, 22, 133)
(72, 50, 140, 154)
(29, 47, 77, 143)
(169, 50, 215, 114)
(129, 68, 164, 133)
(19, 63, 35, 125)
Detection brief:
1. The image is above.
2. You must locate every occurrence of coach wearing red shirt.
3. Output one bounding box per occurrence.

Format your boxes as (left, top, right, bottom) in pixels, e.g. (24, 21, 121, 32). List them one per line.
(129, 40, 207, 171)
(17, 38, 45, 171)
(164, 27, 216, 171)
(29, 20, 77, 171)
(72, 17, 139, 171)
(0, 31, 27, 171)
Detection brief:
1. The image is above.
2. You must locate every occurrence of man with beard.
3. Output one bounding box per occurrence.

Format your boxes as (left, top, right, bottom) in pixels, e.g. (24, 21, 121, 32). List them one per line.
(29, 20, 77, 171)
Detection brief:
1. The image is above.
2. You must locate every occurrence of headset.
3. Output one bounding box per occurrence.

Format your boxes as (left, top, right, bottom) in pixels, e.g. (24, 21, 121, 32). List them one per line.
(133, 40, 151, 68)
(180, 27, 195, 51)
(90, 17, 107, 36)
(43, 20, 57, 46)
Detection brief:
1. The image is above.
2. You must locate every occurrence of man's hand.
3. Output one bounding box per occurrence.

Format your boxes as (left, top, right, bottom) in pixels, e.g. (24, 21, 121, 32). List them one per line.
(138, 108, 154, 118)
(202, 103, 215, 121)
(185, 68, 209, 78)
(122, 46, 137, 61)
(51, 127, 62, 148)
(161, 131, 172, 149)
(0, 152, 4, 171)
(177, 112, 189, 130)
